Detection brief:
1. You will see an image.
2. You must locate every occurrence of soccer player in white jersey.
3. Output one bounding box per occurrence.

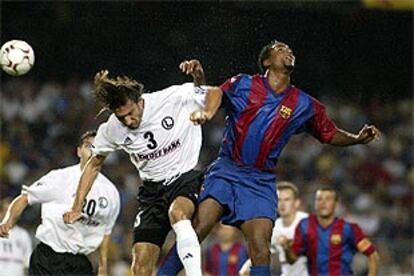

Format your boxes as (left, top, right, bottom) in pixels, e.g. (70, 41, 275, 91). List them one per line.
(0, 131, 120, 275)
(63, 60, 211, 276)
(0, 198, 32, 276)
(240, 181, 308, 276)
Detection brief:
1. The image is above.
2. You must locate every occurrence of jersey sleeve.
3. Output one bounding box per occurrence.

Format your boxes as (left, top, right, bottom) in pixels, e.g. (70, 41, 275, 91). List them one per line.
(291, 221, 307, 256)
(305, 97, 338, 143)
(104, 190, 121, 235)
(350, 223, 376, 256)
(21, 170, 62, 205)
(91, 122, 119, 156)
(158, 82, 207, 109)
(187, 84, 208, 108)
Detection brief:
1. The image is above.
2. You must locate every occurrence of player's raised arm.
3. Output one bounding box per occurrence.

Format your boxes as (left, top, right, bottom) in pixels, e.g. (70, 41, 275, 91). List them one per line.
(0, 195, 29, 238)
(179, 59, 206, 86)
(63, 154, 106, 224)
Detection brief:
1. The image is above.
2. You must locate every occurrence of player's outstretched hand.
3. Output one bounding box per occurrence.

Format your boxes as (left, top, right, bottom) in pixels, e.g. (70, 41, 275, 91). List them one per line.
(179, 59, 203, 77)
(190, 110, 211, 125)
(357, 124, 380, 144)
(0, 222, 11, 238)
(63, 209, 82, 224)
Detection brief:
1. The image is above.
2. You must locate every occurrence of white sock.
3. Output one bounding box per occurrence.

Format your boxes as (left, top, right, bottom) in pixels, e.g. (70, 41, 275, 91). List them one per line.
(172, 220, 202, 276)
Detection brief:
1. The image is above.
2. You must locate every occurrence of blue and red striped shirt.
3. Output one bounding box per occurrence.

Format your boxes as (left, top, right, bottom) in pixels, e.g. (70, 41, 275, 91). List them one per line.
(203, 242, 248, 276)
(292, 215, 376, 276)
(219, 74, 338, 171)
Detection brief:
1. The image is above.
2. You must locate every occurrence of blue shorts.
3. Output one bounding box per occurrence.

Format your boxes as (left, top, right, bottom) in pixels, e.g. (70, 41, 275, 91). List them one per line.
(200, 157, 277, 227)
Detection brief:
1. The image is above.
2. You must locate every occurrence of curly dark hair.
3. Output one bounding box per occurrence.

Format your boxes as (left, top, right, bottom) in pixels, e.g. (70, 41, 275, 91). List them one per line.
(93, 70, 144, 111)
(257, 40, 279, 73)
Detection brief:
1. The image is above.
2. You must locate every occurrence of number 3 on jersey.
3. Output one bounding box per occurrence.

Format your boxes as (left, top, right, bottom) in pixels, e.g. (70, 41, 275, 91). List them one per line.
(144, 131, 157, 149)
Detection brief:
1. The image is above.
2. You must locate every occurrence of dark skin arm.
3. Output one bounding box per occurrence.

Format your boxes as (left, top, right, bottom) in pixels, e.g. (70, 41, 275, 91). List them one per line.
(330, 124, 380, 146)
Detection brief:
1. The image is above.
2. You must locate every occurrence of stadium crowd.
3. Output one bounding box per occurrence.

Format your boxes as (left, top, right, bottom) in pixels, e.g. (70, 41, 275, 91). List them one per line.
(0, 78, 412, 275)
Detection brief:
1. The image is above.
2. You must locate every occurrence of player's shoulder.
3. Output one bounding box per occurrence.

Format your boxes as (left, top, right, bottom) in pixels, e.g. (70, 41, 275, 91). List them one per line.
(274, 217, 283, 228)
(144, 82, 193, 100)
(233, 73, 253, 83)
(97, 114, 131, 144)
(297, 211, 309, 220)
(47, 164, 78, 178)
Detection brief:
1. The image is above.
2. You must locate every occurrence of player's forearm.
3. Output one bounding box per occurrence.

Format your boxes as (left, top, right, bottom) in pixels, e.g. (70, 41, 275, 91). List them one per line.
(72, 156, 104, 210)
(192, 68, 206, 87)
(329, 128, 361, 146)
(283, 247, 299, 264)
(2, 195, 28, 227)
(203, 87, 223, 120)
(367, 252, 379, 276)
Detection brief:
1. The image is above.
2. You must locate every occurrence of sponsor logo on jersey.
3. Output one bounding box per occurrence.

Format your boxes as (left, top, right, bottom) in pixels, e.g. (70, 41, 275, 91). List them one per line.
(279, 105, 292, 119)
(161, 116, 174, 130)
(134, 139, 181, 161)
(124, 136, 134, 145)
(98, 197, 108, 209)
(330, 234, 342, 245)
(194, 86, 207, 94)
(78, 216, 100, 227)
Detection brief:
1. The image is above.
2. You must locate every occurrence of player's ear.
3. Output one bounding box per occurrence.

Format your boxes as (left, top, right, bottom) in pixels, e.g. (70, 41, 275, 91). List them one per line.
(294, 199, 301, 209)
(263, 58, 271, 69)
(76, 147, 82, 158)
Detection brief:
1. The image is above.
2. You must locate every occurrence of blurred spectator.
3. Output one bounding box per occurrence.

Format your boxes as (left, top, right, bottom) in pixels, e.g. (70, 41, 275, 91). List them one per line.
(203, 224, 248, 276)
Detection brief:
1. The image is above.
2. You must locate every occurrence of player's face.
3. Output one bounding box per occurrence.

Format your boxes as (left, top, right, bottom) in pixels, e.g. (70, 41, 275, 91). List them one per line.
(315, 190, 337, 218)
(277, 189, 299, 217)
(114, 98, 144, 129)
(268, 42, 295, 72)
(77, 136, 95, 165)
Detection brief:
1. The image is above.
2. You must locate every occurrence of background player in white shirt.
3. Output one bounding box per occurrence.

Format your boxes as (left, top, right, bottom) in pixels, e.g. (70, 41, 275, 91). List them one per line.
(0, 131, 120, 276)
(64, 60, 212, 276)
(240, 181, 308, 276)
(0, 198, 32, 276)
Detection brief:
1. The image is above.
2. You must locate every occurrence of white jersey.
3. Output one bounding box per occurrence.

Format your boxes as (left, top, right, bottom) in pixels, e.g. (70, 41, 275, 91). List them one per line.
(21, 164, 120, 255)
(0, 226, 32, 276)
(271, 211, 309, 276)
(92, 82, 206, 182)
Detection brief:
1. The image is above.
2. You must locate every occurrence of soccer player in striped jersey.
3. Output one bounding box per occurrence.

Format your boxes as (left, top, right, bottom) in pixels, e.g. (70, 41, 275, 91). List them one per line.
(279, 187, 379, 276)
(157, 40, 380, 276)
(0, 131, 120, 276)
(63, 60, 213, 276)
(203, 224, 248, 276)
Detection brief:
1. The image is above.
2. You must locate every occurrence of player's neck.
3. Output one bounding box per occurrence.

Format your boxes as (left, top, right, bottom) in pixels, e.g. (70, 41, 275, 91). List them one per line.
(317, 215, 336, 228)
(282, 212, 297, 227)
(79, 161, 86, 171)
(265, 69, 291, 93)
